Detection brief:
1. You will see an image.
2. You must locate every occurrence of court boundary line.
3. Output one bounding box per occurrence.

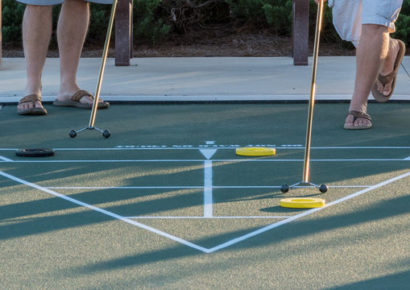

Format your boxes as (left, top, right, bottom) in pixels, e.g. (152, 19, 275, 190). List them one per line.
(0, 156, 13, 162)
(126, 216, 290, 219)
(2, 145, 410, 151)
(1, 170, 409, 253)
(45, 185, 371, 190)
(2, 158, 410, 163)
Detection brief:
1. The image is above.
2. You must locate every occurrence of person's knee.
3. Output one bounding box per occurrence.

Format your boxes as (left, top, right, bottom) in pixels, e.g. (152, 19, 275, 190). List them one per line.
(25, 4, 53, 16)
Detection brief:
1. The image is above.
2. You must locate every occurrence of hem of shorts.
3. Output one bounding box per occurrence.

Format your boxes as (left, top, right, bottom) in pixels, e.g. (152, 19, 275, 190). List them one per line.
(361, 18, 396, 33)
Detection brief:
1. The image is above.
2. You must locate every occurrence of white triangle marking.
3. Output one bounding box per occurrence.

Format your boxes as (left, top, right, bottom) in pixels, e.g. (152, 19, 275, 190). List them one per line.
(3, 170, 409, 253)
(200, 149, 217, 160)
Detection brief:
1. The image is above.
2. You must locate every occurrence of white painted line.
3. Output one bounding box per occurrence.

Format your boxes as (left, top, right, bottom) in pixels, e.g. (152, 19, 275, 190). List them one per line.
(203, 160, 213, 218)
(8, 159, 206, 163)
(1, 146, 410, 151)
(48, 186, 205, 190)
(3, 158, 410, 163)
(127, 216, 290, 219)
(206, 171, 410, 253)
(312, 159, 410, 162)
(0, 171, 209, 253)
(49, 94, 410, 102)
(46, 185, 370, 190)
(0, 156, 13, 162)
(299, 146, 410, 150)
(2, 94, 410, 103)
(323, 185, 371, 188)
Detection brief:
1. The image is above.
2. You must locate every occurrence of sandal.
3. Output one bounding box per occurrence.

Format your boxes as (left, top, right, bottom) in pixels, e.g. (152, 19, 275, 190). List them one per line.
(17, 94, 48, 116)
(372, 39, 406, 103)
(344, 110, 372, 130)
(53, 90, 110, 109)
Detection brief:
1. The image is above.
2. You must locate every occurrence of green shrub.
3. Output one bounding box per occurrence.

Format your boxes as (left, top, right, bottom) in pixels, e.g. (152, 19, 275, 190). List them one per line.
(2, 0, 25, 46)
(2, 0, 410, 47)
(87, 4, 111, 45)
(133, 0, 170, 45)
(226, 0, 268, 27)
(393, 0, 410, 44)
(262, 1, 292, 35)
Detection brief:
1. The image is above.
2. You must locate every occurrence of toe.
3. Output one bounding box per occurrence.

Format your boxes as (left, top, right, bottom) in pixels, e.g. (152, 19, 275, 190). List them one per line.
(354, 118, 364, 128)
(354, 117, 371, 128)
(344, 114, 354, 127)
(79, 95, 104, 104)
(79, 96, 93, 105)
(383, 84, 392, 96)
(35, 101, 43, 109)
(375, 78, 392, 96)
(18, 102, 32, 111)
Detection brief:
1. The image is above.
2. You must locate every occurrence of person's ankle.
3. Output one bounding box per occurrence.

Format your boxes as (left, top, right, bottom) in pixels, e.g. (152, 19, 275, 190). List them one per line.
(24, 87, 42, 97)
(57, 85, 80, 100)
(349, 103, 367, 113)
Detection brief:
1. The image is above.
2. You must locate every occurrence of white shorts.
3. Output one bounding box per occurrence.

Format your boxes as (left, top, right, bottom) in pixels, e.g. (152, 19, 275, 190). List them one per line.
(328, 0, 403, 44)
(17, 0, 112, 5)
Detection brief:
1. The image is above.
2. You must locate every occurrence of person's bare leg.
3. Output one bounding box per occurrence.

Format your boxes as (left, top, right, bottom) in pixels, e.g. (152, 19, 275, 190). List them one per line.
(55, 0, 93, 104)
(375, 37, 401, 96)
(18, 5, 52, 112)
(55, 0, 106, 106)
(345, 24, 390, 128)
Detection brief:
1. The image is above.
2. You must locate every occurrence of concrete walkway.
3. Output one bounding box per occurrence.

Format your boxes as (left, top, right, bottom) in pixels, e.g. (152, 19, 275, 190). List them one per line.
(0, 56, 409, 103)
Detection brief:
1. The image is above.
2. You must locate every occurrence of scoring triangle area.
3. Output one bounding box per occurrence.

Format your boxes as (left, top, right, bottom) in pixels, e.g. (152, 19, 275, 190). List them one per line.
(129, 217, 284, 250)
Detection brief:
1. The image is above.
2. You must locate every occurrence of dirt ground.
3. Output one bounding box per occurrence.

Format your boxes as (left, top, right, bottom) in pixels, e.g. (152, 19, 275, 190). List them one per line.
(3, 32, 356, 58)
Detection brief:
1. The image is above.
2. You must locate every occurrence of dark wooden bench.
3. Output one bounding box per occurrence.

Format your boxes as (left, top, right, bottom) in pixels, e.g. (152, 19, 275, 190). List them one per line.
(0, 0, 308, 66)
(114, 0, 309, 66)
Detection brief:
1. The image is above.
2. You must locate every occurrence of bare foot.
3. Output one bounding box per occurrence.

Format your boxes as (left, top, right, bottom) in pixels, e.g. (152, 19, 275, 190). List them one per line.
(344, 111, 372, 130)
(375, 38, 401, 96)
(56, 89, 106, 105)
(17, 94, 47, 115)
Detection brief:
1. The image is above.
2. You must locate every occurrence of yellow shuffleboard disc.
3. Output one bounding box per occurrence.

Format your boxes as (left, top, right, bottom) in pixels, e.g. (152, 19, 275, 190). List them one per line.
(235, 147, 276, 157)
(280, 198, 325, 209)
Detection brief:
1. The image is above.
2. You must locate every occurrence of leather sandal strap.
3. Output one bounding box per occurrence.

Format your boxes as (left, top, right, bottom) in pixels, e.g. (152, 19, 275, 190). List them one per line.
(19, 94, 41, 104)
(71, 90, 94, 102)
(377, 72, 394, 86)
(377, 40, 406, 87)
(348, 110, 371, 121)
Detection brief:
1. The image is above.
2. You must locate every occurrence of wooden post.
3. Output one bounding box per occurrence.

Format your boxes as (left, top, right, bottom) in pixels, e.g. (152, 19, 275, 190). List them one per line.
(292, 0, 309, 66)
(115, 0, 133, 66)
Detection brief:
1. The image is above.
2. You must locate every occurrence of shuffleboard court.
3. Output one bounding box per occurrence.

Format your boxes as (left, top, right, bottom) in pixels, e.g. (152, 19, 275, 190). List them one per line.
(1, 103, 409, 288)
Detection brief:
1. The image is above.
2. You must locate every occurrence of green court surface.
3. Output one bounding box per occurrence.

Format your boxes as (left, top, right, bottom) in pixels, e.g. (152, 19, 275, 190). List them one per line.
(1, 102, 410, 289)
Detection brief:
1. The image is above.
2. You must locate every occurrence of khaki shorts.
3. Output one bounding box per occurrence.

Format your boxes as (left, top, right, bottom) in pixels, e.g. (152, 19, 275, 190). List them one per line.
(17, 0, 112, 4)
(328, 0, 403, 45)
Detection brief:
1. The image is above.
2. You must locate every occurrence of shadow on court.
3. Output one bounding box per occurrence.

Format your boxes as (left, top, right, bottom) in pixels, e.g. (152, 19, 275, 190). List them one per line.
(1, 102, 410, 288)
(58, 193, 409, 287)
